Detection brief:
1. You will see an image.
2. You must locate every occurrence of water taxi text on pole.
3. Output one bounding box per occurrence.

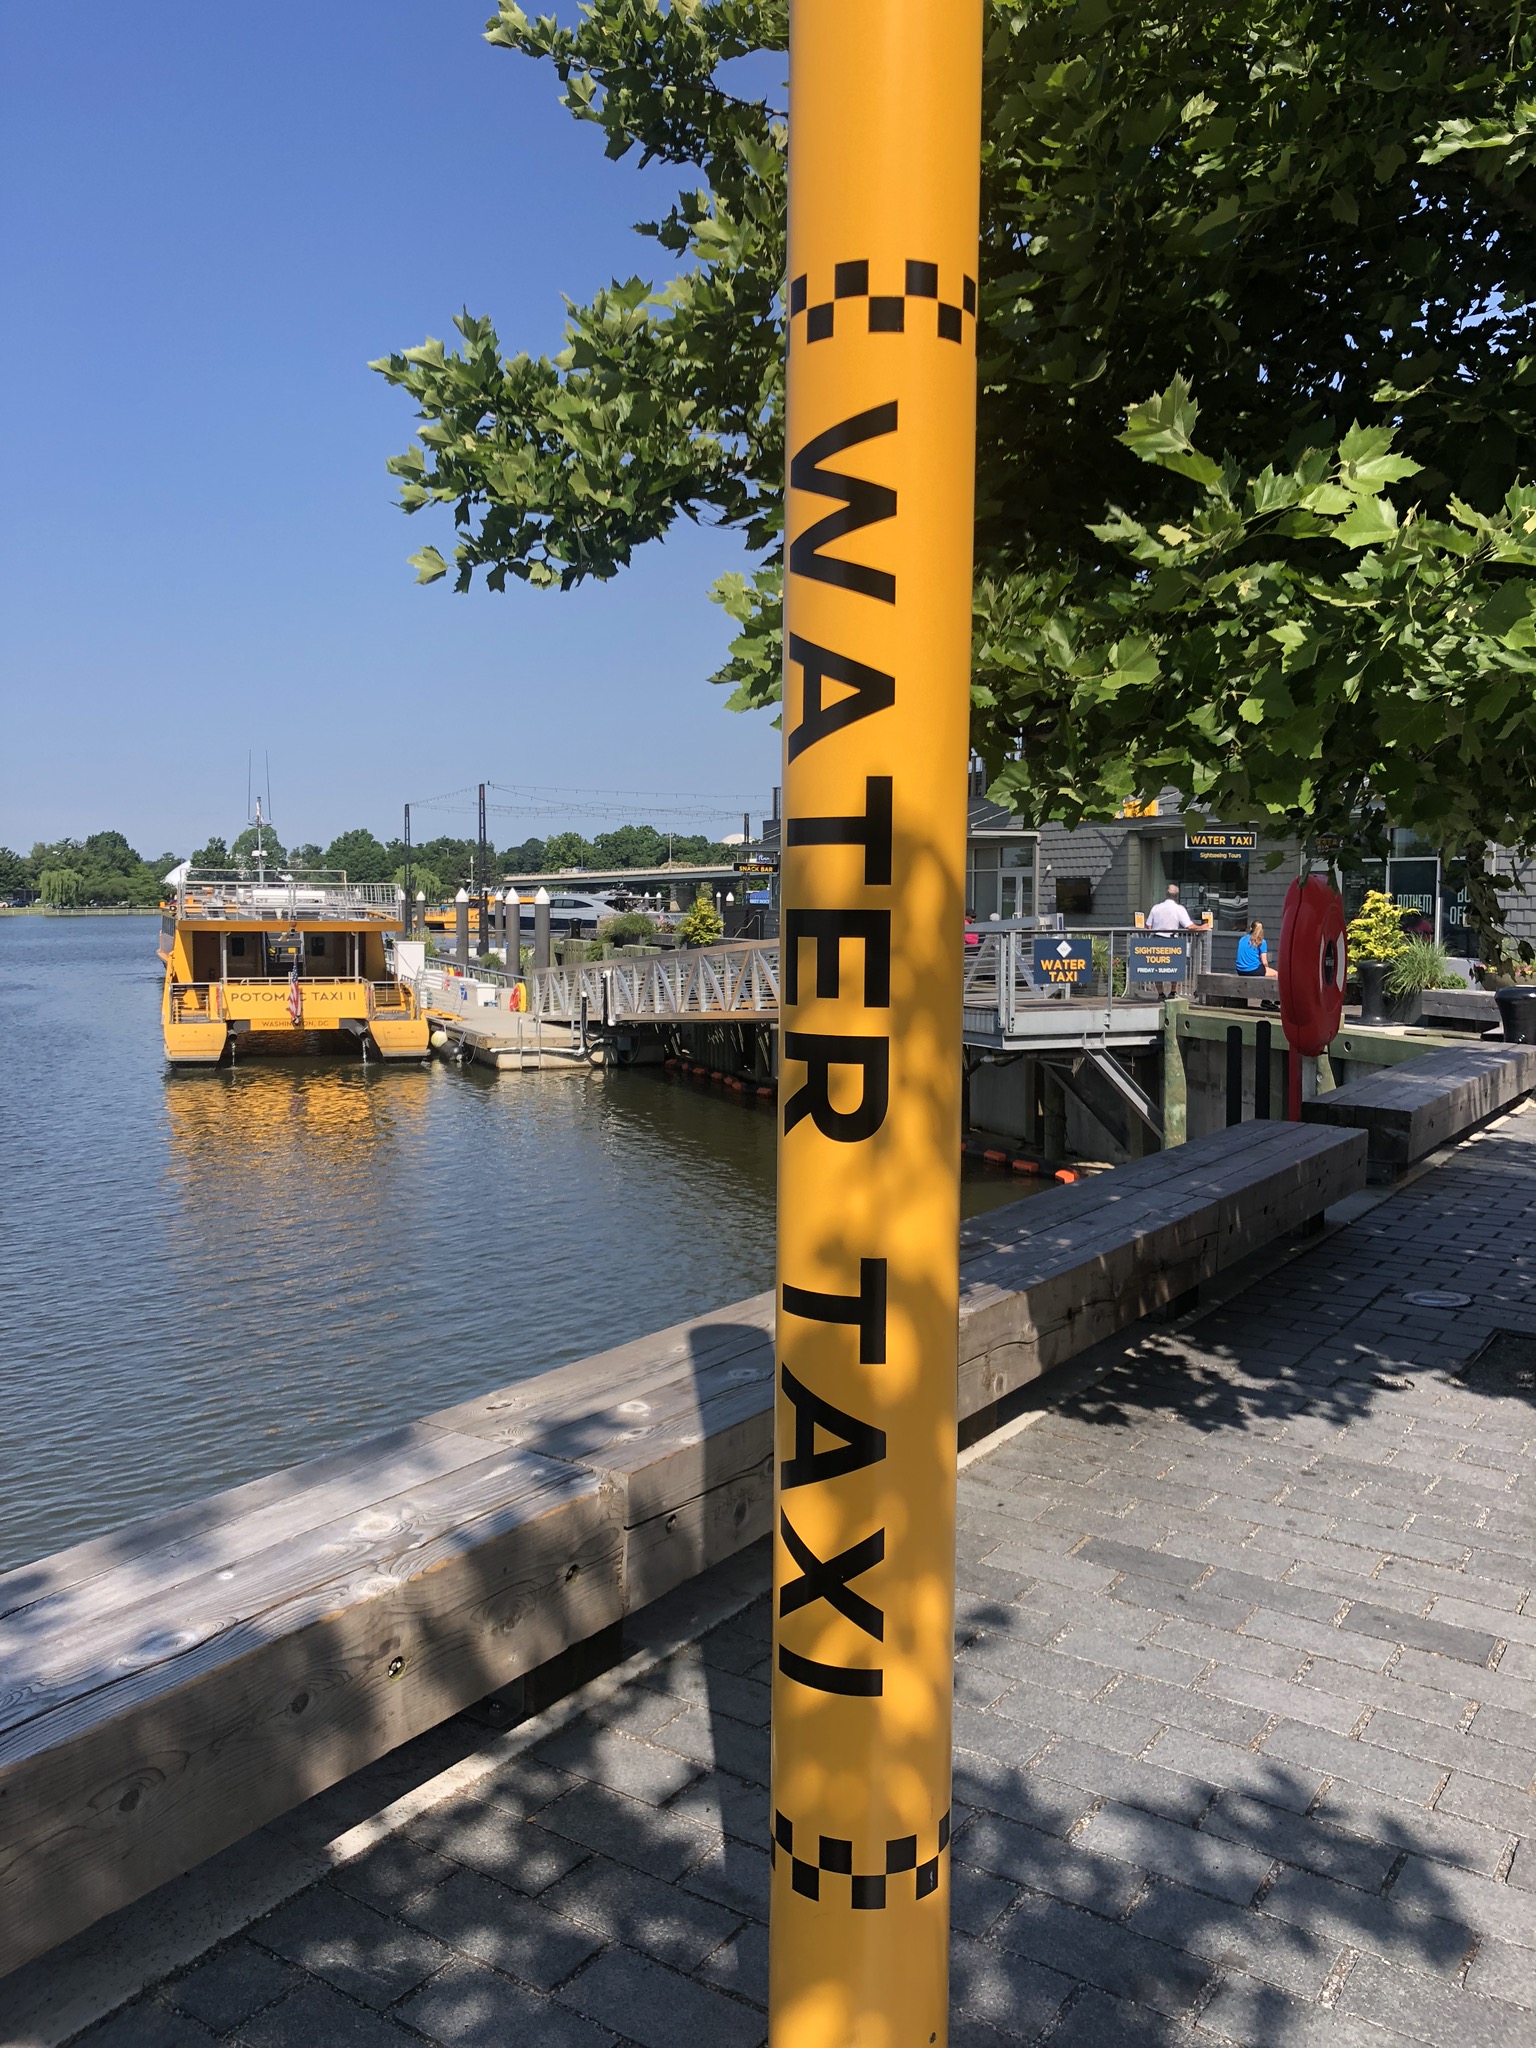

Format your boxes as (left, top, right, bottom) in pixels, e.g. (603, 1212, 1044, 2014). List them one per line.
(770, 4, 983, 2043)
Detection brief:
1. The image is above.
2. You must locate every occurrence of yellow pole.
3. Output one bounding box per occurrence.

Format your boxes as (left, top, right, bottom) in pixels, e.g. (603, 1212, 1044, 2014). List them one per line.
(771, 5, 982, 2044)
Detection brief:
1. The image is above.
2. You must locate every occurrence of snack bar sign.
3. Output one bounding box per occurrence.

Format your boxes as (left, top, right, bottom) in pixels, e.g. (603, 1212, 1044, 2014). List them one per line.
(1032, 936, 1091, 986)
(1127, 934, 1192, 986)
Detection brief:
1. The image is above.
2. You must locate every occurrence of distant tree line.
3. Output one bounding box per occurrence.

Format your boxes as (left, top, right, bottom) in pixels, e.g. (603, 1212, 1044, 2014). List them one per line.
(0, 821, 748, 907)
(0, 833, 179, 907)
(189, 821, 743, 895)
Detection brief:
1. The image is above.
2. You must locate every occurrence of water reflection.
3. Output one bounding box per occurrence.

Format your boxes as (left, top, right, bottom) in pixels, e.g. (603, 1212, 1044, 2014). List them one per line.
(0, 917, 1033, 1573)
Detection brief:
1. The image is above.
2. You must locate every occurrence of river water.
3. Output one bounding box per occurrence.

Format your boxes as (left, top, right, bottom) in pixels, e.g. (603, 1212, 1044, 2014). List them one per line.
(0, 917, 1034, 1573)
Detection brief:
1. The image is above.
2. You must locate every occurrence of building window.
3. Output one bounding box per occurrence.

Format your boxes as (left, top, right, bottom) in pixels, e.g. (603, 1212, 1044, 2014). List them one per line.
(967, 842, 999, 920)
(229, 935, 246, 957)
(1056, 877, 1093, 915)
(310, 935, 328, 957)
(967, 839, 1036, 921)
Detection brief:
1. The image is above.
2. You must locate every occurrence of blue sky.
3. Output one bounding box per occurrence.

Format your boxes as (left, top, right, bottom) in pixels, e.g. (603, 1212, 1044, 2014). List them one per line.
(0, 3, 781, 856)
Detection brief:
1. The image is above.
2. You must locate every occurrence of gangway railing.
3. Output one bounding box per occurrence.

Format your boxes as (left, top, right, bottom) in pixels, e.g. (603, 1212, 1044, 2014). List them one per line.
(962, 922, 1212, 1036)
(532, 941, 781, 1025)
(412, 926, 1210, 1037)
(415, 943, 780, 1027)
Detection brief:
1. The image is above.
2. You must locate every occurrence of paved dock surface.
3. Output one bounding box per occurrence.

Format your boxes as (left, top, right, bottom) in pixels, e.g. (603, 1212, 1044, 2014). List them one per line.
(30, 1115, 1536, 2046)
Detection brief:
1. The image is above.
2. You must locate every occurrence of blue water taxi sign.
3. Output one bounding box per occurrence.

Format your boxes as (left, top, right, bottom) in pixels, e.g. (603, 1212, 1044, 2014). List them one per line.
(1032, 936, 1091, 985)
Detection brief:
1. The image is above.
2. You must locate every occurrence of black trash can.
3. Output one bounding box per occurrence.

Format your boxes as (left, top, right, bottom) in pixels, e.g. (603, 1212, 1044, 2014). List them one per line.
(1495, 986, 1536, 1043)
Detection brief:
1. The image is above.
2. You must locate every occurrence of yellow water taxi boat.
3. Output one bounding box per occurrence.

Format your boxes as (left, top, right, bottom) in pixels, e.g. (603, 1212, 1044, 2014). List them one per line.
(158, 865, 429, 1066)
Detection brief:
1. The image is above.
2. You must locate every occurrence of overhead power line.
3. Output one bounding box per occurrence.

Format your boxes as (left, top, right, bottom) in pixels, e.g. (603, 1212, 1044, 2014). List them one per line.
(404, 779, 772, 829)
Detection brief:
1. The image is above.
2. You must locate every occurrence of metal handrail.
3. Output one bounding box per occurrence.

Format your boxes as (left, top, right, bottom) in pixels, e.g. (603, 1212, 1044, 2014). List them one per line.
(963, 922, 1211, 1033)
(413, 925, 1210, 1032)
(176, 875, 402, 921)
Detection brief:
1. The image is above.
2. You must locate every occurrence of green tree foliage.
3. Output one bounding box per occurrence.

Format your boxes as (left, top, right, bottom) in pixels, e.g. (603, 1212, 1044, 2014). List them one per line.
(0, 847, 31, 897)
(29, 834, 172, 904)
(978, 383, 1536, 851)
(395, 863, 447, 903)
(322, 827, 393, 882)
(230, 824, 288, 870)
(542, 829, 597, 869)
(191, 835, 230, 868)
(38, 868, 84, 906)
(677, 883, 724, 946)
(288, 841, 325, 868)
(413, 836, 483, 887)
(374, 0, 1536, 859)
(501, 836, 548, 872)
(513, 823, 739, 871)
(1345, 891, 1413, 966)
(591, 823, 671, 868)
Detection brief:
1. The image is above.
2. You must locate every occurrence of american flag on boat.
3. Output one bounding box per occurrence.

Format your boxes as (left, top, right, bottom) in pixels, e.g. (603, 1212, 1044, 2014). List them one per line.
(286, 969, 303, 1027)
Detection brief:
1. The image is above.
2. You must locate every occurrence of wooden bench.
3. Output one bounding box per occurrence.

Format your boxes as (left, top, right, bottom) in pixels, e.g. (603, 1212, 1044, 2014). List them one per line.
(957, 1119, 1365, 1414)
(1418, 988, 1500, 1033)
(1302, 1042, 1536, 1170)
(0, 1121, 1366, 1977)
(1196, 971, 1279, 1008)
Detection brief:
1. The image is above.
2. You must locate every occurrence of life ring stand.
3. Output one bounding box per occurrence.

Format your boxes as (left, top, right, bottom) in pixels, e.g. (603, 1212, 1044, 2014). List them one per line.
(1278, 875, 1347, 1117)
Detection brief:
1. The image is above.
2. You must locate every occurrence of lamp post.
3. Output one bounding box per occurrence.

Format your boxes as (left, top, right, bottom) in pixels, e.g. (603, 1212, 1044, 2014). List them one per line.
(770, 3, 981, 2042)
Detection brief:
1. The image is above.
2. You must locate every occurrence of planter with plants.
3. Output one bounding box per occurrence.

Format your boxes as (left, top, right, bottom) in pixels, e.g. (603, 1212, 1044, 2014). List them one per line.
(1384, 937, 1467, 1024)
(597, 911, 659, 949)
(677, 888, 724, 948)
(1345, 891, 1411, 1024)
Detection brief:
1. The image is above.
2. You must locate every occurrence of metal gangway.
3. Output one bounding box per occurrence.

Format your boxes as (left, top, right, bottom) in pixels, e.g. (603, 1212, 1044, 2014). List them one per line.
(411, 923, 1206, 1046)
(413, 940, 778, 1028)
(531, 940, 781, 1025)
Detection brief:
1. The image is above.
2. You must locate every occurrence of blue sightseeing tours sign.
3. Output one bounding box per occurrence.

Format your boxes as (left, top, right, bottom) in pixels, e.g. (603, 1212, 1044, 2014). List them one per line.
(1127, 934, 1192, 987)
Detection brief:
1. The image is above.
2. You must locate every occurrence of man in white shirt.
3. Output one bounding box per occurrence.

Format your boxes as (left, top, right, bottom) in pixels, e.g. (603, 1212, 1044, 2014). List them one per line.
(1145, 883, 1195, 995)
(1146, 883, 1194, 932)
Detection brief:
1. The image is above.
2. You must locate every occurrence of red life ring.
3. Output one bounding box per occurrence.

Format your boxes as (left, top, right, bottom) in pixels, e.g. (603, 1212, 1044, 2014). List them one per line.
(1279, 876, 1346, 1057)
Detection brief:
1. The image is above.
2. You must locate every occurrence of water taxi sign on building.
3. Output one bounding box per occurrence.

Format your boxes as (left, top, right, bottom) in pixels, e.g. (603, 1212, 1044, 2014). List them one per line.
(1186, 827, 1258, 859)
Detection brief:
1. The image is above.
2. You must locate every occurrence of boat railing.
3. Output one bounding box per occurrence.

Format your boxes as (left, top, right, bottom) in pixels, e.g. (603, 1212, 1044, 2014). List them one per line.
(168, 982, 221, 1022)
(170, 979, 419, 1021)
(367, 981, 415, 1015)
(176, 871, 403, 922)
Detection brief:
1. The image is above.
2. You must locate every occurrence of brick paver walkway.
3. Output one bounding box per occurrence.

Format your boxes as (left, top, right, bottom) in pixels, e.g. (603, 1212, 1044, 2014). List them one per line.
(55, 1116, 1536, 2045)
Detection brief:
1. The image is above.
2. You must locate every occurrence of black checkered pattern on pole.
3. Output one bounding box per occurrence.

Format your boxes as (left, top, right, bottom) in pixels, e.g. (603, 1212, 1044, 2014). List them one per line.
(788, 260, 978, 347)
(771, 1808, 952, 1909)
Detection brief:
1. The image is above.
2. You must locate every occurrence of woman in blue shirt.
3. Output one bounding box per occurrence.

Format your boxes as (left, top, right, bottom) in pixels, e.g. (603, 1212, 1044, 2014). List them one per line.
(1236, 920, 1271, 975)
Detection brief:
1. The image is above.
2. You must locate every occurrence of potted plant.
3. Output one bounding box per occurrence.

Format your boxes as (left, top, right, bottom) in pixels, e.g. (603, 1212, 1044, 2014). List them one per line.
(1345, 892, 1411, 1023)
(597, 911, 660, 949)
(677, 887, 724, 948)
(1385, 937, 1467, 1024)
